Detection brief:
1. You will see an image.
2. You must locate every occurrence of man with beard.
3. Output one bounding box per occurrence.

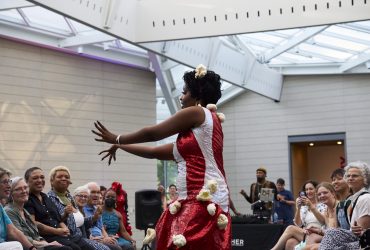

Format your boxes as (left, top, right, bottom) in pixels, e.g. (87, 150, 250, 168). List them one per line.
(240, 167, 277, 219)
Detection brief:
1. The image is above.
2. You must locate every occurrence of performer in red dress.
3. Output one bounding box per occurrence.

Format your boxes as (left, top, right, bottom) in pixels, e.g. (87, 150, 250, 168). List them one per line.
(93, 64, 231, 250)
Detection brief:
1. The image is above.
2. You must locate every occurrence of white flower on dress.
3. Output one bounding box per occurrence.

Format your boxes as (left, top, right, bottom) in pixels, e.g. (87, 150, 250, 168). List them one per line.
(172, 234, 187, 247)
(196, 189, 213, 201)
(217, 214, 228, 230)
(216, 112, 225, 123)
(143, 228, 156, 245)
(206, 104, 217, 111)
(169, 200, 181, 215)
(206, 180, 218, 194)
(195, 64, 207, 79)
(207, 203, 217, 216)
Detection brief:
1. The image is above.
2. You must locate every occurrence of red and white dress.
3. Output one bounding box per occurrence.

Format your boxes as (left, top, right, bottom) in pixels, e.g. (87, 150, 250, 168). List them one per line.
(155, 107, 231, 250)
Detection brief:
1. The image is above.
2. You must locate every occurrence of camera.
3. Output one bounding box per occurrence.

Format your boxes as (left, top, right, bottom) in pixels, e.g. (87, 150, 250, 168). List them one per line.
(299, 191, 306, 197)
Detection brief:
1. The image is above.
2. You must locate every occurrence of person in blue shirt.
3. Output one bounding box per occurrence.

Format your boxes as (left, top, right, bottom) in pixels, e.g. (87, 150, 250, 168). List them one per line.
(0, 167, 37, 250)
(84, 182, 122, 250)
(274, 178, 295, 226)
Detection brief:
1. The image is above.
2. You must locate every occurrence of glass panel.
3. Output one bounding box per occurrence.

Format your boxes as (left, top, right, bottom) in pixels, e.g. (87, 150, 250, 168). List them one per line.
(0, 9, 23, 23)
(314, 34, 367, 52)
(22, 6, 70, 32)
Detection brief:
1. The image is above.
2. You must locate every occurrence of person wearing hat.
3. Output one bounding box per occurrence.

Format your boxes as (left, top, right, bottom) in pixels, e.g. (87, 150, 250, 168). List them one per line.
(240, 167, 277, 218)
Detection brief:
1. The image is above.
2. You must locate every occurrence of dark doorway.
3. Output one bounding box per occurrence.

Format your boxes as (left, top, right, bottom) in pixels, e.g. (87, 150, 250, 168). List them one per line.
(289, 133, 346, 197)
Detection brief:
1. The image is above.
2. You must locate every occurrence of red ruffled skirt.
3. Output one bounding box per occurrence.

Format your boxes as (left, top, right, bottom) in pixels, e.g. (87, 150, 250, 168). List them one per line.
(155, 199, 231, 250)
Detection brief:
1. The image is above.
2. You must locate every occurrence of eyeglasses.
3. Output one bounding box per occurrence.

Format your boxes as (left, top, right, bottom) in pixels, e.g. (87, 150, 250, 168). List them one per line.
(13, 186, 28, 193)
(0, 179, 12, 186)
(345, 174, 361, 179)
(76, 194, 89, 199)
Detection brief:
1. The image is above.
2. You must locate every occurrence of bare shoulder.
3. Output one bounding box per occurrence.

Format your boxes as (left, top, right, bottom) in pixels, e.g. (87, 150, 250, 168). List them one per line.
(114, 209, 123, 219)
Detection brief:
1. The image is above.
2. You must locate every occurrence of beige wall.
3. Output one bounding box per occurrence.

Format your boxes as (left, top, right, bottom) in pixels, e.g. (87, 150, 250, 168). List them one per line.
(222, 74, 370, 214)
(0, 38, 157, 242)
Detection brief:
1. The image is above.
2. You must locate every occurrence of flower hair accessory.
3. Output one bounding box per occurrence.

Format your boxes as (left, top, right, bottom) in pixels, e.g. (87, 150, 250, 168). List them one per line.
(194, 64, 207, 79)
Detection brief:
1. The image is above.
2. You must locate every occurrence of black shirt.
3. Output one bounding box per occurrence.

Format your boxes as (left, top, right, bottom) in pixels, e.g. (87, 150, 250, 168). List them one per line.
(24, 192, 62, 230)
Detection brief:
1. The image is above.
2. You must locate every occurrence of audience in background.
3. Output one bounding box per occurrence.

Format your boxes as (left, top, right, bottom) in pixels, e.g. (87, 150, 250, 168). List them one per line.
(102, 189, 136, 250)
(166, 184, 178, 206)
(24, 167, 83, 249)
(331, 168, 352, 230)
(302, 182, 338, 250)
(271, 180, 326, 250)
(319, 161, 370, 249)
(5, 177, 68, 249)
(72, 185, 92, 239)
(0, 167, 36, 250)
(47, 166, 107, 250)
(111, 182, 132, 236)
(84, 182, 121, 250)
(275, 178, 295, 226)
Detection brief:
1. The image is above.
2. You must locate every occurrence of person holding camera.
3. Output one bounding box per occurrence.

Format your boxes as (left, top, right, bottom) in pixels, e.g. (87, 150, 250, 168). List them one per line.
(271, 180, 327, 250)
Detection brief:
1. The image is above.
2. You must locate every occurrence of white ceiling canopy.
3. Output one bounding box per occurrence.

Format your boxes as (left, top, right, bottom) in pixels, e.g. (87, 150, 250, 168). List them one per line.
(0, 0, 369, 115)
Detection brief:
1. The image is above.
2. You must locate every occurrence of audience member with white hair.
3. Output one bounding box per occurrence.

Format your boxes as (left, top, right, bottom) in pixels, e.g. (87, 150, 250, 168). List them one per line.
(0, 168, 36, 250)
(83, 182, 121, 250)
(5, 176, 69, 249)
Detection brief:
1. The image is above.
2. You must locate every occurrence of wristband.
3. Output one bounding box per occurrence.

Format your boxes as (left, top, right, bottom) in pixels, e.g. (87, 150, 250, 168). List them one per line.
(116, 134, 121, 144)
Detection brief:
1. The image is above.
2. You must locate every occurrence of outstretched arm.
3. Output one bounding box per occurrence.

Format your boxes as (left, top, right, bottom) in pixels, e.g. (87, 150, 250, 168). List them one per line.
(100, 143, 174, 165)
(92, 106, 205, 145)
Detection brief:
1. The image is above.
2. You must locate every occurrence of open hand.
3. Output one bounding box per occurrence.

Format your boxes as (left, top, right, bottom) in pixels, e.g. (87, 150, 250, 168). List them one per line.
(99, 145, 119, 165)
(92, 121, 117, 144)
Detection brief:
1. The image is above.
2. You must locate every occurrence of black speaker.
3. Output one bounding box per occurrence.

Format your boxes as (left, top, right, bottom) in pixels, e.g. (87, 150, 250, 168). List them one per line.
(135, 189, 162, 230)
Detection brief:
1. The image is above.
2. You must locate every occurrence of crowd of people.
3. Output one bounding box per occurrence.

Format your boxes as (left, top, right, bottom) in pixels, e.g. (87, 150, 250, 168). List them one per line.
(0, 166, 136, 250)
(268, 160, 370, 250)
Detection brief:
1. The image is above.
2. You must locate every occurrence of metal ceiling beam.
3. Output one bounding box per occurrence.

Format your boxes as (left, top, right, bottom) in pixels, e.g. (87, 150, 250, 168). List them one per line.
(323, 31, 370, 46)
(262, 26, 328, 63)
(27, 0, 370, 43)
(59, 31, 115, 47)
(0, 0, 34, 10)
(0, 22, 150, 70)
(13, 1, 283, 101)
(148, 52, 180, 114)
(339, 50, 370, 72)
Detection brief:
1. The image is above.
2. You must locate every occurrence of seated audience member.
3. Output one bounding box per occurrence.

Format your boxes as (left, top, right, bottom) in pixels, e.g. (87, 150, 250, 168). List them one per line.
(5, 177, 69, 249)
(271, 180, 326, 250)
(302, 182, 338, 250)
(72, 186, 93, 238)
(319, 161, 370, 250)
(47, 165, 108, 250)
(111, 182, 132, 236)
(24, 167, 83, 250)
(275, 178, 295, 226)
(331, 168, 352, 230)
(84, 183, 121, 250)
(0, 168, 36, 250)
(102, 189, 136, 250)
(167, 184, 179, 206)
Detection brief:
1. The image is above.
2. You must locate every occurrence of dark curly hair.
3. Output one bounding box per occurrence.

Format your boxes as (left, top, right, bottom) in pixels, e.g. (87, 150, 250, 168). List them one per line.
(183, 69, 222, 105)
